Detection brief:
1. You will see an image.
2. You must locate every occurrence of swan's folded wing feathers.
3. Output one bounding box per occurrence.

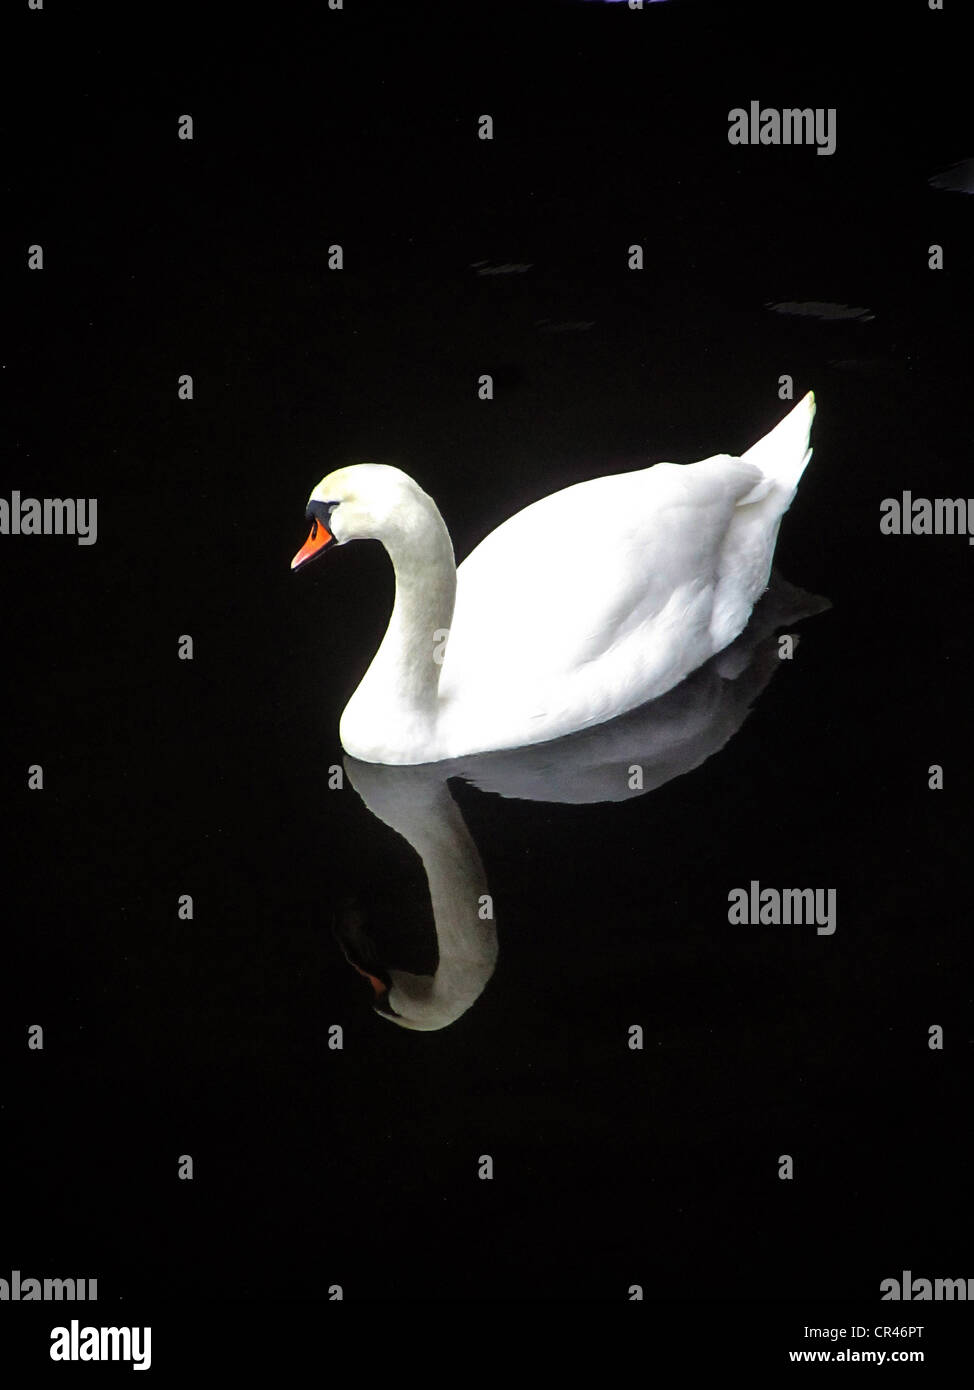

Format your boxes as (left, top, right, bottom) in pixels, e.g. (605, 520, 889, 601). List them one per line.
(440, 454, 763, 715)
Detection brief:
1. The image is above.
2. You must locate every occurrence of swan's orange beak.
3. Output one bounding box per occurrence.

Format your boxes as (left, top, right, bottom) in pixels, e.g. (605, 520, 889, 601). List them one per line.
(290, 520, 335, 571)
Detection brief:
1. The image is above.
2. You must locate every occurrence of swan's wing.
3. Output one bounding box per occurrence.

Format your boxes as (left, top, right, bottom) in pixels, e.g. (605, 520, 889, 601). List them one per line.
(440, 454, 762, 710)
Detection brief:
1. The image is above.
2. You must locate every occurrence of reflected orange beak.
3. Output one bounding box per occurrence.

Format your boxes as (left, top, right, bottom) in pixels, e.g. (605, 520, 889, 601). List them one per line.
(290, 519, 335, 570)
(347, 958, 389, 1000)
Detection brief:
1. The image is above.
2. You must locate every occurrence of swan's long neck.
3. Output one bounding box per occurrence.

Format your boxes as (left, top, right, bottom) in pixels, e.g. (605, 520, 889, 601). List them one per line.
(345, 492, 456, 759)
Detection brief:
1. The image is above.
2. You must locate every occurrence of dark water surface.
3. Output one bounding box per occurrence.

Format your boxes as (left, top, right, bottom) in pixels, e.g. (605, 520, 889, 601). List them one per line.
(5, 1, 972, 1304)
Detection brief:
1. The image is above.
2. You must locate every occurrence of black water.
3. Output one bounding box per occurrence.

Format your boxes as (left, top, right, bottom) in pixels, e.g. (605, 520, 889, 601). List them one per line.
(5, 0, 972, 1307)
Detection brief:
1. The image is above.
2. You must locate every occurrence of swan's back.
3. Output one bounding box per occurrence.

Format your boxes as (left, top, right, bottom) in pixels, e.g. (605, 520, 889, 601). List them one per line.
(437, 452, 775, 751)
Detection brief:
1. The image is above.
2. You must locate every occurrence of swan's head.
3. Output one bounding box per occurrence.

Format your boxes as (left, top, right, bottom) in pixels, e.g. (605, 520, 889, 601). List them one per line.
(290, 463, 430, 571)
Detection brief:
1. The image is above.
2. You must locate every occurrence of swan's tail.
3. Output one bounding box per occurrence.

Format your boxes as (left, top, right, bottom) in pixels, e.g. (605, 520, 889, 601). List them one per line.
(740, 390, 815, 495)
(709, 392, 817, 651)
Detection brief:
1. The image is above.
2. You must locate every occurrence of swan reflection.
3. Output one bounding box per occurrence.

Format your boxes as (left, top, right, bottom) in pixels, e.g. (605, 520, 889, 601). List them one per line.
(336, 574, 828, 1031)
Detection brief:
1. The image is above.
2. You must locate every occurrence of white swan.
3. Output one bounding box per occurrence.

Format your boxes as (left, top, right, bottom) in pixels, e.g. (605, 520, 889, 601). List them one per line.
(292, 391, 816, 765)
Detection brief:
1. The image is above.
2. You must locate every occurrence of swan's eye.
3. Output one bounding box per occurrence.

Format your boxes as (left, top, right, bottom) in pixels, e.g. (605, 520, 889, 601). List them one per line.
(310, 519, 318, 540)
(306, 499, 339, 528)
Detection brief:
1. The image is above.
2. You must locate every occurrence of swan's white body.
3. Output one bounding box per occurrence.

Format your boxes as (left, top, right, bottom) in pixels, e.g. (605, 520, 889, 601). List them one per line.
(296, 392, 816, 765)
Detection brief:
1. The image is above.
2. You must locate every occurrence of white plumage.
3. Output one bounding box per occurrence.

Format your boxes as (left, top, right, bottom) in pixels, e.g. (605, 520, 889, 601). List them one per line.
(293, 391, 816, 764)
